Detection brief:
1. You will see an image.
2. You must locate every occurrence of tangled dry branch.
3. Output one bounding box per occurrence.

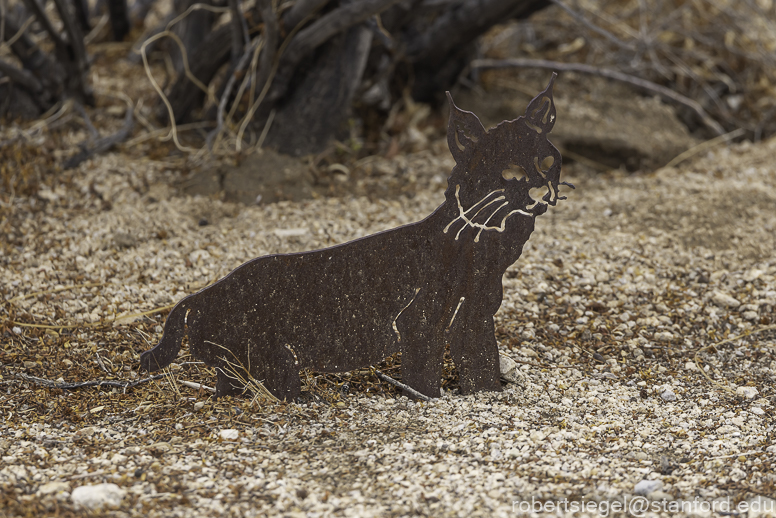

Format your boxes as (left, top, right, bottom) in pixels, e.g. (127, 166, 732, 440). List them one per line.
(484, 0, 776, 140)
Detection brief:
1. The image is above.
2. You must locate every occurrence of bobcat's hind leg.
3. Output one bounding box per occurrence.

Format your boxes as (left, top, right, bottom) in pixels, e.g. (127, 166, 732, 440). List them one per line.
(449, 314, 502, 394)
(249, 345, 302, 402)
(215, 369, 246, 398)
(213, 345, 301, 401)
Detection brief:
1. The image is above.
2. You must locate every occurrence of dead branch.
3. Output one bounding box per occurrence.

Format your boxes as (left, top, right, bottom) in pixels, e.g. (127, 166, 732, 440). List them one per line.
(256, 0, 279, 101)
(549, 0, 635, 52)
(20, 0, 67, 49)
(130, 0, 158, 26)
(280, 0, 328, 32)
(129, 12, 176, 64)
(106, 0, 130, 40)
(51, 0, 91, 100)
(227, 0, 248, 62)
(269, 0, 401, 103)
(74, 101, 100, 140)
(170, 0, 217, 75)
(207, 37, 260, 150)
(373, 369, 433, 402)
(64, 98, 135, 169)
(406, 0, 548, 65)
(471, 57, 725, 136)
(165, 23, 234, 123)
(16, 372, 168, 392)
(0, 11, 67, 112)
(526, 0, 776, 139)
(0, 58, 42, 92)
(131, 0, 556, 156)
(180, 380, 216, 393)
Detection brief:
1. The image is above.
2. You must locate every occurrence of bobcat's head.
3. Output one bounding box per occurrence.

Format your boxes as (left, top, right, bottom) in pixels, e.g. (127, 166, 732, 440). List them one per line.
(444, 74, 572, 242)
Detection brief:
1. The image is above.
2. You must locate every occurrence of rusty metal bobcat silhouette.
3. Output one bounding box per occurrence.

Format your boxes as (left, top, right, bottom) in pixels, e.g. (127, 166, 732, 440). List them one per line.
(140, 73, 572, 400)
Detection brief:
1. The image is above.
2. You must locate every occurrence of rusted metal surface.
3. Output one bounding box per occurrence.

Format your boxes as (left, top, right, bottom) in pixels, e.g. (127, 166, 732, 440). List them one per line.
(140, 73, 572, 400)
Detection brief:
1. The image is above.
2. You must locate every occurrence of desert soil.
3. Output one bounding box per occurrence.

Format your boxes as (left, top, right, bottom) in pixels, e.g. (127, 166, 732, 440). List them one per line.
(1, 124, 776, 516)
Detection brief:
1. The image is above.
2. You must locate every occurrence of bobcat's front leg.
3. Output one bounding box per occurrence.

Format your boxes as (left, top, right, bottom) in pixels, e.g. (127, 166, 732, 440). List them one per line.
(395, 289, 446, 399)
(448, 310, 502, 394)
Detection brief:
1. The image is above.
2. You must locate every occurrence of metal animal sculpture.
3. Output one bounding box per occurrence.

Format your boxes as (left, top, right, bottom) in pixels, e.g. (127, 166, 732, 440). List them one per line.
(140, 74, 572, 401)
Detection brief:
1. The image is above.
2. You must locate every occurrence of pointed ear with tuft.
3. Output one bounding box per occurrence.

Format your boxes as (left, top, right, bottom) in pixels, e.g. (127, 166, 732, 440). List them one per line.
(446, 91, 486, 164)
(524, 72, 558, 134)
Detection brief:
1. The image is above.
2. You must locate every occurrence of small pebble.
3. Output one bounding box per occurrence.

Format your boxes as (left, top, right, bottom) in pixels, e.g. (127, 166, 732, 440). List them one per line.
(634, 479, 663, 495)
(711, 290, 740, 308)
(220, 429, 239, 440)
(736, 386, 759, 399)
(71, 483, 125, 509)
(660, 389, 677, 402)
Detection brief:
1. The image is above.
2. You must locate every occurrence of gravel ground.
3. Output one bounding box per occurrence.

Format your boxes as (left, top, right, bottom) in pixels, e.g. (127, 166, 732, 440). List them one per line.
(1, 134, 776, 517)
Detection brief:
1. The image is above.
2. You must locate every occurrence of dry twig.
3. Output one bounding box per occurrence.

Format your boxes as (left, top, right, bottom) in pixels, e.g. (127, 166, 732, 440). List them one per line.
(63, 95, 135, 169)
(373, 369, 432, 402)
(471, 58, 725, 136)
(16, 372, 167, 393)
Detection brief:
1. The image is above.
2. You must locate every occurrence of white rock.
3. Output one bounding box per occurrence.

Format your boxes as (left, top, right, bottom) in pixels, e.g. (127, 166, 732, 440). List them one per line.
(499, 354, 525, 384)
(38, 481, 70, 496)
(744, 269, 764, 282)
(710, 271, 728, 283)
(273, 228, 309, 238)
(743, 311, 759, 321)
(711, 290, 740, 308)
(634, 479, 663, 495)
(750, 407, 765, 415)
(189, 249, 212, 265)
(507, 448, 521, 458)
(736, 386, 759, 399)
(717, 424, 742, 435)
(220, 429, 239, 440)
(71, 483, 125, 509)
(660, 389, 677, 402)
(684, 362, 698, 371)
(110, 453, 127, 464)
(74, 426, 96, 437)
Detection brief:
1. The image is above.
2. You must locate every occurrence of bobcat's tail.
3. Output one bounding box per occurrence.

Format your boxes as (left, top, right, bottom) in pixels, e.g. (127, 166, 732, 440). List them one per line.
(139, 302, 188, 372)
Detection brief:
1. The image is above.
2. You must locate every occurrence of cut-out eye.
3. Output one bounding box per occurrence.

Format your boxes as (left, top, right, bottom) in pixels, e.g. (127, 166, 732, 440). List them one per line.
(529, 185, 551, 205)
(534, 156, 555, 178)
(502, 164, 528, 182)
